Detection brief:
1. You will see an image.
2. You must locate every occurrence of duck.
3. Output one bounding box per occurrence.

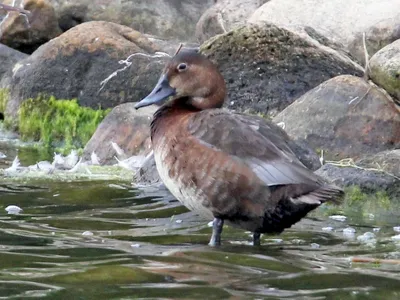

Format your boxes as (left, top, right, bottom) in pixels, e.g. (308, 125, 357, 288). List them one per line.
(134, 47, 344, 246)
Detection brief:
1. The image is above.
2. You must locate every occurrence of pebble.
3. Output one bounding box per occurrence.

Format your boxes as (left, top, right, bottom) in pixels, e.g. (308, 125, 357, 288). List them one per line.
(373, 228, 381, 232)
(329, 215, 347, 222)
(131, 243, 141, 248)
(5, 205, 23, 215)
(393, 226, 400, 232)
(175, 219, 183, 224)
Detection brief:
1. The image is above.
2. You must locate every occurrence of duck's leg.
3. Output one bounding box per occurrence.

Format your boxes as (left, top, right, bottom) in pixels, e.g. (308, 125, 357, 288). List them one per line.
(253, 232, 261, 246)
(208, 217, 224, 246)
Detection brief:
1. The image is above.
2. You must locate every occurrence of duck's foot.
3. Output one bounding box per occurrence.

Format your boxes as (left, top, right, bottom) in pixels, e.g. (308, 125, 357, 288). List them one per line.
(208, 217, 224, 247)
(253, 232, 261, 246)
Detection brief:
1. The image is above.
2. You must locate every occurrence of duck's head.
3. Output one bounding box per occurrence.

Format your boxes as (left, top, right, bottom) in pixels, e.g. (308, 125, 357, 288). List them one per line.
(134, 48, 226, 110)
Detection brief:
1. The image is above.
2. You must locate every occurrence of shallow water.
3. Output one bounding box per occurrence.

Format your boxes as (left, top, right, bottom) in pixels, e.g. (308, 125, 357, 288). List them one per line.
(1, 145, 400, 299)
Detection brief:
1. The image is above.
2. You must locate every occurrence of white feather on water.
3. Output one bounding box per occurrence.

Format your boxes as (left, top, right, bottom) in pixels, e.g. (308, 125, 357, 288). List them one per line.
(91, 151, 100, 165)
(5, 205, 23, 215)
(5, 155, 20, 172)
(111, 141, 125, 158)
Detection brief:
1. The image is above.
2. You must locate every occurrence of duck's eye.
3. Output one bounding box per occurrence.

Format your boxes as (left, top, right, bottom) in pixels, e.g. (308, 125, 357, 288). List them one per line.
(177, 63, 187, 72)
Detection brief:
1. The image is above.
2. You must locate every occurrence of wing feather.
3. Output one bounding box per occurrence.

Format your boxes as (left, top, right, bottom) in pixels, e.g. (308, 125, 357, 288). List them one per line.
(187, 109, 323, 187)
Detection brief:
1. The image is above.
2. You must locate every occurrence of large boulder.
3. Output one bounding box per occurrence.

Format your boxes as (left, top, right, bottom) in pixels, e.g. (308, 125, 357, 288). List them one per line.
(357, 149, 400, 179)
(200, 24, 363, 116)
(0, 44, 27, 80)
(0, 0, 62, 53)
(273, 75, 400, 161)
(316, 151, 400, 199)
(369, 39, 400, 104)
(195, 0, 268, 43)
(348, 15, 400, 66)
(49, 0, 215, 41)
(3, 21, 165, 120)
(82, 103, 156, 164)
(249, 0, 400, 65)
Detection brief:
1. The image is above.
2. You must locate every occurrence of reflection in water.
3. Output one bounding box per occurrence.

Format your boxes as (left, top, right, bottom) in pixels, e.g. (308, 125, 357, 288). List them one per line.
(0, 180, 399, 299)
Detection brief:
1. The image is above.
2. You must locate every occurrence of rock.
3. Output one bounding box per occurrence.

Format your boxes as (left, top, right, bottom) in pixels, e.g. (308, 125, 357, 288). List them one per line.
(134, 151, 160, 185)
(49, 0, 214, 41)
(57, 4, 88, 31)
(200, 24, 363, 116)
(0, 44, 27, 80)
(0, 0, 62, 53)
(369, 40, 400, 104)
(273, 75, 400, 161)
(4, 21, 165, 120)
(357, 149, 400, 179)
(248, 0, 400, 65)
(134, 111, 322, 185)
(195, 0, 267, 43)
(83, 103, 156, 165)
(316, 164, 400, 199)
(349, 15, 400, 66)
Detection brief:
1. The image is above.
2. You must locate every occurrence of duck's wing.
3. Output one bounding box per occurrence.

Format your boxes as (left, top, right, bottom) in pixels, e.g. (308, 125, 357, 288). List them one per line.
(187, 109, 323, 187)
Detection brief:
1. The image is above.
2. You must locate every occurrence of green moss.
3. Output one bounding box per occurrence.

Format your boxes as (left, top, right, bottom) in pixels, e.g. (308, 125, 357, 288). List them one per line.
(316, 185, 393, 218)
(0, 88, 8, 114)
(18, 95, 110, 154)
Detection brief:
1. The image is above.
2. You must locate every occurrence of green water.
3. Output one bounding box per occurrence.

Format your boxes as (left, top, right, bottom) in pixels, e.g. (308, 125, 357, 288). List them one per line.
(1, 144, 400, 299)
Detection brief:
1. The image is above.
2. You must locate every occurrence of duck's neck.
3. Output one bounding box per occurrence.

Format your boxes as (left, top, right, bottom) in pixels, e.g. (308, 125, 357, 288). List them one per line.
(150, 97, 199, 140)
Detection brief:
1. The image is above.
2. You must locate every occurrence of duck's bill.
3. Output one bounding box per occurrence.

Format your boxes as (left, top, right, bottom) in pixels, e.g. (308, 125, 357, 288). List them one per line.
(134, 74, 176, 109)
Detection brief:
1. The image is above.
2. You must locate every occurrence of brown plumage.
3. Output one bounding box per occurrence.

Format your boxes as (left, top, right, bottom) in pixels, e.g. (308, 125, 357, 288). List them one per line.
(135, 48, 344, 246)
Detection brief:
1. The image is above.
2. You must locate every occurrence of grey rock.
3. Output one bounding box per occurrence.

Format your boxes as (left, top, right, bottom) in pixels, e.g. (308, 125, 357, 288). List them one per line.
(200, 24, 363, 116)
(349, 15, 400, 66)
(0, 0, 62, 53)
(4, 21, 165, 120)
(49, 0, 215, 41)
(83, 103, 156, 165)
(369, 39, 400, 104)
(195, 0, 268, 43)
(316, 164, 400, 199)
(248, 0, 400, 65)
(274, 75, 400, 161)
(0, 44, 27, 80)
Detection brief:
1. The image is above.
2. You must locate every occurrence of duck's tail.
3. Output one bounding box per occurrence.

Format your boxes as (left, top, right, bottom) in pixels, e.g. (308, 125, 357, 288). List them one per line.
(293, 184, 345, 206)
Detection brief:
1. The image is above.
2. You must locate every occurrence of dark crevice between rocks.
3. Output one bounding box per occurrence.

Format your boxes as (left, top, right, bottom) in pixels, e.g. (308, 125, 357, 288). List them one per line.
(0, 112, 4, 121)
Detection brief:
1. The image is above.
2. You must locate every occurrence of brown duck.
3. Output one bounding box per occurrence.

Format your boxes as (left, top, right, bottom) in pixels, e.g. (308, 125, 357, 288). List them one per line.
(135, 48, 344, 246)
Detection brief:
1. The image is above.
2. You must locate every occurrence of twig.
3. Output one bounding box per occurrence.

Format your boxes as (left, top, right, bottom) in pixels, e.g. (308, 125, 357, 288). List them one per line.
(217, 12, 227, 33)
(99, 51, 170, 92)
(173, 43, 183, 56)
(0, 3, 31, 15)
(362, 32, 370, 80)
(352, 257, 400, 265)
(326, 158, 400, 180)
(349, 86, 371, 107)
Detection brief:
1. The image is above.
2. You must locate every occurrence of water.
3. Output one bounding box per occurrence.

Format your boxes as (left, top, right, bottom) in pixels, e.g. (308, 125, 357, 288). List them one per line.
(1, 145, 400, 299)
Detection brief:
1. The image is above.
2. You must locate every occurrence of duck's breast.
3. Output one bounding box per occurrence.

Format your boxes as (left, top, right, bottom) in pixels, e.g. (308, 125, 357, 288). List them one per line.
(153, 135, 214, 219)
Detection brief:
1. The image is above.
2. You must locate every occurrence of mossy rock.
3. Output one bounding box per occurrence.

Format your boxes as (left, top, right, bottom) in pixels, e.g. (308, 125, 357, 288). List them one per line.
(200, 24, 362, 116)
(17, 95, 109, 153)
(370, 39, 400, 103)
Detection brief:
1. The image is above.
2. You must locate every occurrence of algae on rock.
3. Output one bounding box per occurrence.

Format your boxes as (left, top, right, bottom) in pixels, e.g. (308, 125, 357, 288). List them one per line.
(0, 88, 9, 116)
(18, 95, 110, 153)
